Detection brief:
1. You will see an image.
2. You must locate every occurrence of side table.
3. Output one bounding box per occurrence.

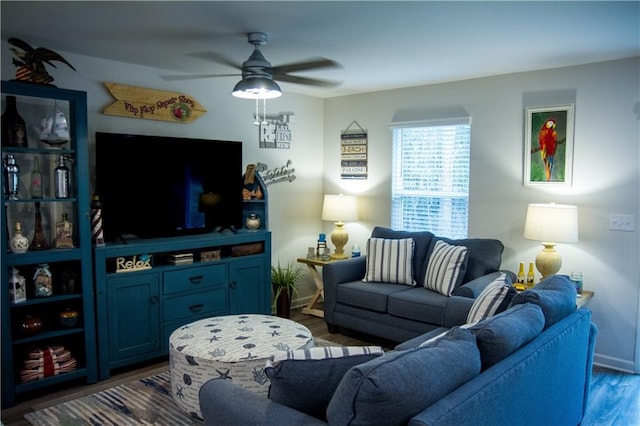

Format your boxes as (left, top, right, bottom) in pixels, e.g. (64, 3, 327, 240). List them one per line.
(297, 257, 337, 318)
(576, 290, 594, 309)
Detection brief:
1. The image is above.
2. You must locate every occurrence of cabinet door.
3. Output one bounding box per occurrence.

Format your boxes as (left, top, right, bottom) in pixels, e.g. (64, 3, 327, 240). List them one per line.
(228, 256, 269, 314)
(107, 272, 161, 362)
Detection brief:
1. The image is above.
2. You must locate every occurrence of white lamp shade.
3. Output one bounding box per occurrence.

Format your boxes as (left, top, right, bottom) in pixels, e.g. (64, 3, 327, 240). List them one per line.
(322, 194, 359, 222)
(523, 203, 579, 243)
(232, 76, 282, 99)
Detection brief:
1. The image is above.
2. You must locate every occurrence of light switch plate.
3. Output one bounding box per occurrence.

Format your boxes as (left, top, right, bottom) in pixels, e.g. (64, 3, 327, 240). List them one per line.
(609, 214, 635, 232)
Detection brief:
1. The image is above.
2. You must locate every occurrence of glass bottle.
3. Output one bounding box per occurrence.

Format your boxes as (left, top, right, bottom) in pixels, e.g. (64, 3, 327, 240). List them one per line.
(517, 262, 525, 286)
(54, 154, 70, 198)
(30, 155, 43, 198)
(3, 154, 20, 200)
(1, 95, 28, 147)
(54, 212, 74, 248)
(526, 262, 535, 287)
(29, 202, 50, 250)
(10, 221, 29, 254)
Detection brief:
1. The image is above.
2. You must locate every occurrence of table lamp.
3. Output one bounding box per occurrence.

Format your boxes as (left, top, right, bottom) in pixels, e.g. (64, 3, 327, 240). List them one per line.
(322, 194, 359, 259)
(523, 203, 579, 279)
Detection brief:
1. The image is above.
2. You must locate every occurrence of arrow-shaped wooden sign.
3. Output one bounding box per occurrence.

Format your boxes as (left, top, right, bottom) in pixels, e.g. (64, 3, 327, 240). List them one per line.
(102, 82, 207, 123)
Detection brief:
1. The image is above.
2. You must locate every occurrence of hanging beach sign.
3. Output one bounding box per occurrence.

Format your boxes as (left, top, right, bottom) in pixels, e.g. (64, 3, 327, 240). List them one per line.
(341, 120, 368, 180)
(102, 82, 207, 123)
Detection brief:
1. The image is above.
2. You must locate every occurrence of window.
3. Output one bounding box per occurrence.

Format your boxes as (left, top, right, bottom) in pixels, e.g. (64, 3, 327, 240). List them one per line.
(391, 120, 470, 239)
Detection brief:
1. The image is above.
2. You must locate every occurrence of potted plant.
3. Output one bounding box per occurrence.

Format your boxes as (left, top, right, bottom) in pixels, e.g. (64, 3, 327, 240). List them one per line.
(271, 261, 303, 318)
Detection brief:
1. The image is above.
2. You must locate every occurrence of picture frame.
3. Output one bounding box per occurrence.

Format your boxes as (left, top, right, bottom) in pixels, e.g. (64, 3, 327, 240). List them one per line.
(524, 104, 575, 186)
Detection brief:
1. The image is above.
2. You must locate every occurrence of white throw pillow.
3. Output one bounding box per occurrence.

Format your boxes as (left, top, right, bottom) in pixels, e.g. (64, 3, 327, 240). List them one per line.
(362, 237, 415, 286)
(466, 273, 511, 323)
(424, 240, 468, 296)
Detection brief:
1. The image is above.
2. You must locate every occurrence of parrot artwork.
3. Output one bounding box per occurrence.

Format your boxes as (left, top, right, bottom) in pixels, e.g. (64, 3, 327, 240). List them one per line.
(538, 118, 557, 181)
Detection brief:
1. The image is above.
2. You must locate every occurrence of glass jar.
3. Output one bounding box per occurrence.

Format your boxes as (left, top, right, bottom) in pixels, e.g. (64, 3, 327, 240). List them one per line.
(33, 263, 53, 297)
(570, 272, 583, 295)
(246, 213, 261, 230)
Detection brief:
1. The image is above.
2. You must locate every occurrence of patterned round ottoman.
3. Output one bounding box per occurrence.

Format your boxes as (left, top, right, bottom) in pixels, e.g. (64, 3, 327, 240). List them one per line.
(169, 314, 313, 418)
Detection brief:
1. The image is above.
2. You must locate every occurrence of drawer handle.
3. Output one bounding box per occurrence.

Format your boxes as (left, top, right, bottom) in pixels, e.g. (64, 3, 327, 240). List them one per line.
(150, 296, 159, 304)
(229, 281, 237, 289)
(189, 304, 204, 312)
(189, 275, 204, 284)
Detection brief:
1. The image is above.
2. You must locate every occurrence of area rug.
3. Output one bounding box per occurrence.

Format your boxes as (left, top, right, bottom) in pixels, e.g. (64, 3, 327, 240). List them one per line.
(24, 371, 202, 425)
(24, 339, 340, 425)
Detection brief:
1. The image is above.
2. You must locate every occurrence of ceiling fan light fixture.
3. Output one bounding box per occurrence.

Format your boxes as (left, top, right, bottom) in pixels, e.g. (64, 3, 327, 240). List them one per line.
(232, 76, 282, 99)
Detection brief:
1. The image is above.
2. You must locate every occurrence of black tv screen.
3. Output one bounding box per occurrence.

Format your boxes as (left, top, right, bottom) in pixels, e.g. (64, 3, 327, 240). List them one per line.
(95, 132, 243, 242)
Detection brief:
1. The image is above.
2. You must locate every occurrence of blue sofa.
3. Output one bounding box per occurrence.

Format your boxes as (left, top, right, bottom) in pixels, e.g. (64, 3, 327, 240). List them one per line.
(323, 226, 516, 343)
(199, 275, 597, 425)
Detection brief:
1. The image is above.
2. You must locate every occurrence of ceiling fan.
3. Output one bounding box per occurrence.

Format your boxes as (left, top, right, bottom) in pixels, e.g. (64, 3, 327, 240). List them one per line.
(161, 32, 342, 98)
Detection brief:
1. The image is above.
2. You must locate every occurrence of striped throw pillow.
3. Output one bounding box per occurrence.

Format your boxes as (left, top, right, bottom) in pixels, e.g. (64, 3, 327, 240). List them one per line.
(467, 273, 512, 324)
(424, 240, 468, 296)
(362, 237, 415, 285)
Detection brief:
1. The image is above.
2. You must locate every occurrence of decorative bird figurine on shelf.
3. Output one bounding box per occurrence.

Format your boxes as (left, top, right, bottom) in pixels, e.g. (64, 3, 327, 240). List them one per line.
(538, 118, 557, 181)
(8, 37, 76, 85)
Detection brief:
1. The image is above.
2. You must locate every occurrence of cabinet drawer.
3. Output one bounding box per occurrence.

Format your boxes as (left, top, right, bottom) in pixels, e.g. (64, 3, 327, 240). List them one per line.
(163, 264, 226, 295)
(163, 288, 227, 322)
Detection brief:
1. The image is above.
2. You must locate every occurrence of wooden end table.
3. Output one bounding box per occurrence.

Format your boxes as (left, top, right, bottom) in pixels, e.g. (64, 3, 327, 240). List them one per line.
(297, 257, 338, 318)
(576, 290, 594, 309)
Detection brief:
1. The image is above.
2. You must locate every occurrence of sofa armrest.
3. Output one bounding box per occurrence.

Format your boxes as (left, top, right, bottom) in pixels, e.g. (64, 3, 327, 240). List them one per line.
(453, 270, 515, 298)
(442, 296, 475, 327)
(199, 379, 327, 426)
(322, 256, 367, 323)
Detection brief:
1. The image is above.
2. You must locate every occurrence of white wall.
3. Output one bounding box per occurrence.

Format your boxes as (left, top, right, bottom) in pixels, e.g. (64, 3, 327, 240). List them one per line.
(3, 41, 638, 372)
(323, 57, 640, 373)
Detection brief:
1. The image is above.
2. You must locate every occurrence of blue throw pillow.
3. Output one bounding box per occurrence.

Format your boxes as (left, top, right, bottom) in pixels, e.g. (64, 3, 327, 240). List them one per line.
(326, 327, 481, 425)
(265, 346, 384, 420)
(469, 303, 544, 370)
(434, 237, 504, 283)
(508, 274, 576, 329)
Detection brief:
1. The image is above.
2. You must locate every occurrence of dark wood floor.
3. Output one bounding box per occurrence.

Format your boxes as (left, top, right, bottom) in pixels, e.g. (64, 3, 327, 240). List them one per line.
(2, 309, 638, 425)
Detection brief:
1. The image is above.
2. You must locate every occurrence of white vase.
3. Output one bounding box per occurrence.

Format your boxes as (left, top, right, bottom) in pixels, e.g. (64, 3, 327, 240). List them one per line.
(10, 222, 29, 254)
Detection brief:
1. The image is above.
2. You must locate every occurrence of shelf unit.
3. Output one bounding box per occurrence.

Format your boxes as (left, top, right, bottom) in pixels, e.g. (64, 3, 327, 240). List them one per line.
(1, 80, 97, 408)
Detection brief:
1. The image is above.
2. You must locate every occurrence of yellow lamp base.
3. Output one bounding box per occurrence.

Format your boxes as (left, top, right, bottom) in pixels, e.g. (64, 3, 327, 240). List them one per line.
(330, 222, 349, 259)
(535, 242, 562, 279)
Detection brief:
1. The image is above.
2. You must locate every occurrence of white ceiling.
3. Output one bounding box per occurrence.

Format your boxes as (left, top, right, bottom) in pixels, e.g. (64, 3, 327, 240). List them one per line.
(1, 1, 638, 98)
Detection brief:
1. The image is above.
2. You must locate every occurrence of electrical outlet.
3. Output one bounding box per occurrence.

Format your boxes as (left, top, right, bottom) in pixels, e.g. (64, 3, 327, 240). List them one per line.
(609, 214, 635, 232)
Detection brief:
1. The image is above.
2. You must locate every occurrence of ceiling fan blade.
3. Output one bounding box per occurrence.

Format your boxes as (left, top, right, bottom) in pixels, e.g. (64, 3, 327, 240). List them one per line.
(160, 73, 241, 81)
(270, 57, 341, 74)
(275, 74, 341, 87)
(188, 51, 242, 70)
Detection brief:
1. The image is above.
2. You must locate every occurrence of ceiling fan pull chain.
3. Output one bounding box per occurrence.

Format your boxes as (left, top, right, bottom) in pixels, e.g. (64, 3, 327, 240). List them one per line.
(262, 98, 268, 125)
(254, 99, 260, 126)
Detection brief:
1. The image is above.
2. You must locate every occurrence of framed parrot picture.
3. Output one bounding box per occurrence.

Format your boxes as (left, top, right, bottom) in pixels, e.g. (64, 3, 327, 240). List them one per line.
(524, 104, 575, 187)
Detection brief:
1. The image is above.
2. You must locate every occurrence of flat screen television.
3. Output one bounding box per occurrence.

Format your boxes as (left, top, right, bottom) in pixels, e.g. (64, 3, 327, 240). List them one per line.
(95, 132, 243, 242)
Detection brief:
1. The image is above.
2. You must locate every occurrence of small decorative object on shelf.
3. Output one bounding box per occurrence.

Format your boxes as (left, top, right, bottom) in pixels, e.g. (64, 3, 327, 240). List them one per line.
(54, 213, 74, 249)
(54, 154, 71, 198)
(33, 263, 53, 297)
(58, 308, 79, 328)
(307, 247, 315, 259)
(316, 234, 327, 258)
(246, 213, 261, 230)
(10, 221, 29, 254)
(8, 267, 26, 304)
(200, 250, 221, 262)
(91, 194, 105, 246)
(21, 345, 77, 383)
(1, 95, 28, 147)
(3, 154, 20, 200)
(29, 202, 50, 250)
(115, 254, 153, 273)
(30, 155, 43, 198)
(20, 315, 43, 335)
(8, 37, 76, 85)
(38, 102, 70, 147)
(242, 164, 263, 200)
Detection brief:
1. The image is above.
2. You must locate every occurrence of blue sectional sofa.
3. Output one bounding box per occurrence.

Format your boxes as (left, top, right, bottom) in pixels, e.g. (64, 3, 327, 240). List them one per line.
(199, 275, 597, 425)
(323, 226, 516, 343)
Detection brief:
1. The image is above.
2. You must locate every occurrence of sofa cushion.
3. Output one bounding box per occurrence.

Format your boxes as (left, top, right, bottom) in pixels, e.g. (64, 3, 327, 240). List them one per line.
(469, 303, 545, 370)
(337, 281, 409, 312)
(424, 240, 468, 296)
(466, 272, 516, 323)
(508, 274, 576, 329)
(371, 227, 436, 286)
(387, 287, 449, 324)
(326, 327, 481, 426)
(265, 346, 384, 420)
(363, 237, 415, 286)
(434, 236, 504, 283)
